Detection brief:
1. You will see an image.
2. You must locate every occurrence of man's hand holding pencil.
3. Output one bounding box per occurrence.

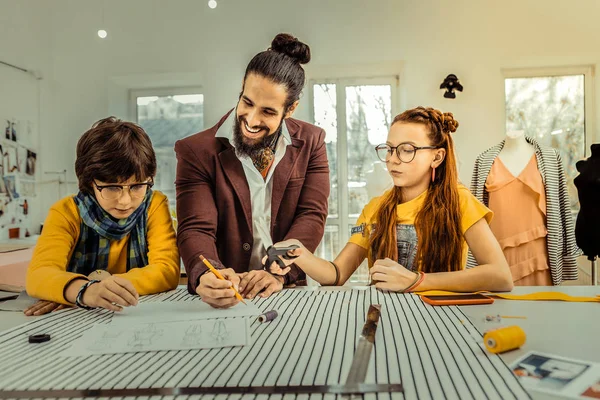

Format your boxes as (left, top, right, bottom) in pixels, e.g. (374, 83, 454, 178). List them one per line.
(196, 256, 245, 309)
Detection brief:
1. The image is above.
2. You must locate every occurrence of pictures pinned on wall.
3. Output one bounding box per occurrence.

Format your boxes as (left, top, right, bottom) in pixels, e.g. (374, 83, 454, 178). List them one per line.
(26, 150, 36, 176)
(4, 120, 16, 142)
(5, 146, 17, 174)
(1, 119, 38, 190)
(0, 117, 38, 239)
(3, 175, 18, 200)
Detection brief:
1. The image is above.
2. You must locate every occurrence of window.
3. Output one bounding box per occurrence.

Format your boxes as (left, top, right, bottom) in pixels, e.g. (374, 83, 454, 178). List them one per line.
(310, 78, 397, 283)
(131, 88, 204, 218)
(504, 66, 595, 212)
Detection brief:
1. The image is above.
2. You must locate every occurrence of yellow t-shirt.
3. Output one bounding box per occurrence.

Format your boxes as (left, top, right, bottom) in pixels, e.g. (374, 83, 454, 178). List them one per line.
(348, 185, 492, 270)
(26, 191, 180, 304)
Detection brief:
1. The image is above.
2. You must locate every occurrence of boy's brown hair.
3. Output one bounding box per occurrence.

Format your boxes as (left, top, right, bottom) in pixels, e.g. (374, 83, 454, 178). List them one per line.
(75, 117, 156, 194)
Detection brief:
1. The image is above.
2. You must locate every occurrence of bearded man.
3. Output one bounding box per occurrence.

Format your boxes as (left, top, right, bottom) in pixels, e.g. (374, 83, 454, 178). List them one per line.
(175, 33, 329, 308)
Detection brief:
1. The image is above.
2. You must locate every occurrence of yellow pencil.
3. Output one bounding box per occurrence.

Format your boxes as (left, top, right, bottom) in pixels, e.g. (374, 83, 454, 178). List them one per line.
(500, 315, 527, 319)
(200, 255, 246, 305)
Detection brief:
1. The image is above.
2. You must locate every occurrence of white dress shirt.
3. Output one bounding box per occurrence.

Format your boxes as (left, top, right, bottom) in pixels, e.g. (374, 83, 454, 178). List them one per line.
(216, 111, 292, 270)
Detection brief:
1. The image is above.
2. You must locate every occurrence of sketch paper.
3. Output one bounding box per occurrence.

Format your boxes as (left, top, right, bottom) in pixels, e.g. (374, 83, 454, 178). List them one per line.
(61, 318, 250, 356)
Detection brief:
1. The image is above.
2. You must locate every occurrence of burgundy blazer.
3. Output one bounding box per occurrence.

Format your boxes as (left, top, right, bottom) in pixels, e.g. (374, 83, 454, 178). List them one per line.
(175, 111, 330, 293)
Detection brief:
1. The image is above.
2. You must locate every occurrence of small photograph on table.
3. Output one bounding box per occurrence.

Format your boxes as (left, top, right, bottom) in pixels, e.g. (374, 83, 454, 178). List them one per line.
(582, 380, 600, 399)
(513, 353, 591, 391)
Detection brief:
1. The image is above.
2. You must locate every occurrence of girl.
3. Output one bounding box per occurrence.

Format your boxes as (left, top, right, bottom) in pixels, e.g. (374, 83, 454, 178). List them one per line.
(25, 117, 180, 315)
(263, 107, 513, 294)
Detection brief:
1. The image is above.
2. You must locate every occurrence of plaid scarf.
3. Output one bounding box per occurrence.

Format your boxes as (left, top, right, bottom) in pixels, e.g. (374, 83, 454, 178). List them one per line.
(67, 190, 153, 275)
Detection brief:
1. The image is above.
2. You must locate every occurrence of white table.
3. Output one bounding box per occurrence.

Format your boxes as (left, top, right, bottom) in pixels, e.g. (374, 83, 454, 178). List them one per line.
(0, 312, 33, 332)
(0, 286, 597, 400)
(457, 286, 600, 365)
(458, 286, 600, 400)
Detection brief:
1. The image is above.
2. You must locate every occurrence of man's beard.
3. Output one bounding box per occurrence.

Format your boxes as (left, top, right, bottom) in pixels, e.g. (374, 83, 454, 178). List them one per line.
(233, 116, 283, 159)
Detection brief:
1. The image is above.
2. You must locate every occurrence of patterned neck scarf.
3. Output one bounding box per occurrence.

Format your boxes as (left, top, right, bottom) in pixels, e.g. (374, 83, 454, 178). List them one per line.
(252, 131, 281, 179)
(67, 190, 153, 275)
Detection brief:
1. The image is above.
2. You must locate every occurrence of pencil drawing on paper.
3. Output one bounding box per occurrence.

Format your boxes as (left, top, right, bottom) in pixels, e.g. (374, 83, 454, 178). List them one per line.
(128, 324, 164, 349)
(210, 320, 231, 344)
(66, 318, 249, 357)
(86, 330, 123, 352)
(181, 324, 204, 347)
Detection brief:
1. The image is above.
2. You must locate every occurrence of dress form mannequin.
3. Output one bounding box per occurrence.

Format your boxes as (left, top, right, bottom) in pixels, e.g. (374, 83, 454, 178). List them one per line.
(498, 130, 535, 177)
(574, 143, 600, 285)
(487, 129, 551, 285)
(469, 134, 580, 284)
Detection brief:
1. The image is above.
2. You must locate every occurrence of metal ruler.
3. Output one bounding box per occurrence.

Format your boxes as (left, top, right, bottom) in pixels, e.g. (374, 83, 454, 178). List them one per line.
(0, 383, 403, 398)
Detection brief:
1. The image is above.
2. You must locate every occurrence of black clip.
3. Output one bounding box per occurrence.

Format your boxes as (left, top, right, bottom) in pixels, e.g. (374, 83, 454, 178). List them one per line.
(29, 334, 51, 344)
(264, 245, 300, 270)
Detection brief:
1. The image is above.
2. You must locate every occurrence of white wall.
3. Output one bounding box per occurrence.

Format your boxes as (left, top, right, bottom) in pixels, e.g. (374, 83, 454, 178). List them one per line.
(0, 1, 53, 236)
(2, 0, 600, 223)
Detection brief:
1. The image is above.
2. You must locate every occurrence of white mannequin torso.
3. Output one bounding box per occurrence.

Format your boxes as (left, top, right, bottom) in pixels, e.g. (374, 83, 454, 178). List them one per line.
(497, 130, 535, 177)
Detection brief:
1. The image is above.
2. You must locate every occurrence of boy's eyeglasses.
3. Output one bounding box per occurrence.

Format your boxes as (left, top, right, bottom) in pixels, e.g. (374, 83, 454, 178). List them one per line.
(93, 181, 153, 201)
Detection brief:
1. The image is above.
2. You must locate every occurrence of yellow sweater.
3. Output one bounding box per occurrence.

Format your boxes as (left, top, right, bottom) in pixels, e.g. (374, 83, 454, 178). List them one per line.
(26, 191, 180, 304)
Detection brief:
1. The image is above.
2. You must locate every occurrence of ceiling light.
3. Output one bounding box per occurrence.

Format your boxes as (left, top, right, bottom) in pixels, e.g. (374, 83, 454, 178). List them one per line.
(98, 29, 108, 39)
(208, 0, 217, 9)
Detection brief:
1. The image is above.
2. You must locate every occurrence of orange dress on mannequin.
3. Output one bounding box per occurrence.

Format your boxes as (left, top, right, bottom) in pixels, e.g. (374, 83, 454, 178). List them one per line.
(486, 155, 552, 285)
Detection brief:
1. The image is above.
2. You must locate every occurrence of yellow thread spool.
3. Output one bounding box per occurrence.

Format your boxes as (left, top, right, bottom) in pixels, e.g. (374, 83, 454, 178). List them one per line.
(483, 326, 526, 354)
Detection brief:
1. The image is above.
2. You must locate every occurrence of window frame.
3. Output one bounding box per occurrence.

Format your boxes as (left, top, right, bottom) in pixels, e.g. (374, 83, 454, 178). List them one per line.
(502, 65, 595, 158)
(129, 87, 205, 276)
(128, 86, 205, 206)
(129, 87, 204, 122)
(309, 76, 399, 282)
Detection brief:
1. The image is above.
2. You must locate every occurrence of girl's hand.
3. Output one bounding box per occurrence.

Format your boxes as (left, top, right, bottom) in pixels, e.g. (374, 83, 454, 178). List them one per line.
(370, 258, 419, 292)
(262, 239, 304, 276)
